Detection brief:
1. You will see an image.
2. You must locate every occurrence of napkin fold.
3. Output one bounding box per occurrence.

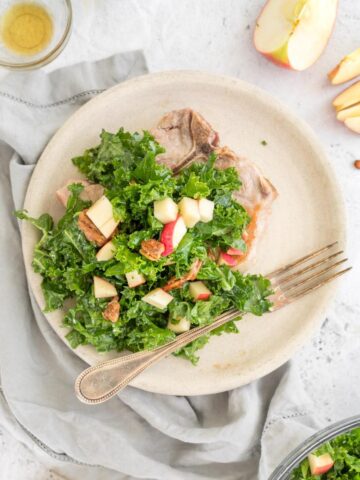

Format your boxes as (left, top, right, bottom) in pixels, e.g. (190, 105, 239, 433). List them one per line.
(0, 52, 322, 480)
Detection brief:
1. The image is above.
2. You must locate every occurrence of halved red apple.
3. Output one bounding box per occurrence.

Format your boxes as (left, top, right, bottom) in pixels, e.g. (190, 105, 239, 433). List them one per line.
(329, 47, 360, 85)
(308, 453, 334, 476)
(142, 288, 173, 309)
(160, 216, 187, 256)
(189, 281, 212, 301)
(254, 0, 338, 71)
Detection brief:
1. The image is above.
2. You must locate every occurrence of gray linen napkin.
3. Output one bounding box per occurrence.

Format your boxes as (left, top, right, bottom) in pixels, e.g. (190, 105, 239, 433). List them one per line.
(0, 53, 321, 480)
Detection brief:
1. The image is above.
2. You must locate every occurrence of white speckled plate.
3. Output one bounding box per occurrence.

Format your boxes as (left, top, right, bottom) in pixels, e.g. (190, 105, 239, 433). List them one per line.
(22, 71, 346, 395)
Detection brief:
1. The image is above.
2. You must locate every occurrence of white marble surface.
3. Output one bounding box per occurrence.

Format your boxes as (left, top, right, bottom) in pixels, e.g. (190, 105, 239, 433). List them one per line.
(1, 0, 360, 478)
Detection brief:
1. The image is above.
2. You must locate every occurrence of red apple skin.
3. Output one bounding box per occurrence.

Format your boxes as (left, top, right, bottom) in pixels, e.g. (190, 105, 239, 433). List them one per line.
(314, 464, 334, 475)
(160, 222, 174, 256)
(227, 247, 245, 256)
(197, 293, 211, 300)
(218, 252, 238, 267)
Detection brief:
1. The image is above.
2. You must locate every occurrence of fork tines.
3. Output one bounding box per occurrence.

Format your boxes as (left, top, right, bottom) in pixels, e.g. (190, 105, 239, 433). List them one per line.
(269, 242, 351, 307)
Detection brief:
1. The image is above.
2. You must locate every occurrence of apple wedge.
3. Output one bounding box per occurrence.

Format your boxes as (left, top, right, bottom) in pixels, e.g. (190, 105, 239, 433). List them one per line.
(154, 198, 178, 224)
(125, 270, 146, 288)
(160, 216, 187, 256)
(142, 288, 173, 309)
(178, 197, 201, 228)
(254, 0, 338, 71)
(344, 116, 360, 134)
(93, 276, 117, 298)
(198, 198, 214, 223)
(333, 81, 360, 111)
(218, 251, 238, 267)
(189, 281, 212, 301)
(308, 453, 334, 476)
(167, 317, 191, 333)
(336, 102, 360, 122)
(329, 47, 360, 85)
(86, 195, 119, 238)
(96, 240, 116, 261)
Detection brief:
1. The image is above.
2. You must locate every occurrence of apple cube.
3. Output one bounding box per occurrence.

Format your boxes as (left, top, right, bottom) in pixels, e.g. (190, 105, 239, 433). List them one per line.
(178, 197, 201, 228)
(86, 195, 119, 238)
(254, 0, 338, 71)
(154, 197, 178, 224)
(167, 317, 191, 334)
(198, 198, 214, 223)
(142, 288, 173, 309)
(218, 251, 238, 267)
(93, 276, 117, 298)
(333, 81, 360, 112)
(125, 270, 146, 288)
(96, 240, 116, 261)
(308, 453, 334, 476)
(160, 216, 187, 256)
(345, 116, 360, 134)
(189, 281, 212, 301)
(329, 47, 360, 85)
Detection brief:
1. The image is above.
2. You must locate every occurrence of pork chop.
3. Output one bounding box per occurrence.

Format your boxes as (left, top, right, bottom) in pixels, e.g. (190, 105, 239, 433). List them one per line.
(56, 179, 104, 208)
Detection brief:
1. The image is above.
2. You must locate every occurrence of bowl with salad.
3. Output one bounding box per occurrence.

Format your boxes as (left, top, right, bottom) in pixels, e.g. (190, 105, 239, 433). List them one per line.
(269, 416, 360, 480)
(18, 71, 345, 395)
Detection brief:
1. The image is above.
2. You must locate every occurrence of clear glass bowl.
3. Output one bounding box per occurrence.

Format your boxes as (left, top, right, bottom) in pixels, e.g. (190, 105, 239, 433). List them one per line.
(269, 415, 360, 480)
(0, 0, 72, 70)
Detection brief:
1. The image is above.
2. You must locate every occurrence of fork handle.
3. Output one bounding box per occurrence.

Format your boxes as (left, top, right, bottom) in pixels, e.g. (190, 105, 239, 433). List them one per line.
(75, 309, 240, 404)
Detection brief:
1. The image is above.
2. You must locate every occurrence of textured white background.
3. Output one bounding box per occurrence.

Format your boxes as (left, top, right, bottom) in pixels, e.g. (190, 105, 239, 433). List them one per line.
(1, 0, 359, 478)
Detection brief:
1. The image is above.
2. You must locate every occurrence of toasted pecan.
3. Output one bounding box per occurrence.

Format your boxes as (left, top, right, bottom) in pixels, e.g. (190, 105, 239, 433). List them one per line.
(78, 210, 107, 247)
(163, 259, 203, 292)
(140, 239, 165, 261)
(103, 296, 120, 323)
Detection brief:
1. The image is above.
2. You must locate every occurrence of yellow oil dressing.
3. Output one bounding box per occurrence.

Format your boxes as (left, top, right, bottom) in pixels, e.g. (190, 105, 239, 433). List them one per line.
(0, 3, 53, 56)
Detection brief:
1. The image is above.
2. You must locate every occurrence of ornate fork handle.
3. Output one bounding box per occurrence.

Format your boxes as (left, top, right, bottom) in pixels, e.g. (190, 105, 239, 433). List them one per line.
(75, 308, 240, 404)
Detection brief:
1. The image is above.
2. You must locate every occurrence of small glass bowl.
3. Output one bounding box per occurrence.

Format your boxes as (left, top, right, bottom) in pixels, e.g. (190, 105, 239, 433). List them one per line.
(0, 0, 72, 70)
(269, 416, 360, 480)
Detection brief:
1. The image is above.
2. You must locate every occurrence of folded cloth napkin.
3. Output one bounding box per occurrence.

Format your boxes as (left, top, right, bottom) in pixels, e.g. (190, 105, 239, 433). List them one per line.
(0, 52, 338, 480)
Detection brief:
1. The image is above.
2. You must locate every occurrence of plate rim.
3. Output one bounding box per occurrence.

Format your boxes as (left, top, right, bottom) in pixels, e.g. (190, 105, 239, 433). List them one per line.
(22, 70, 347, 395)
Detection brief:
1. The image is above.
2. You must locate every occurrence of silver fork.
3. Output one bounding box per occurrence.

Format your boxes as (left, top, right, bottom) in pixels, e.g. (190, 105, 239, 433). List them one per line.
(75, 242, 351, 404)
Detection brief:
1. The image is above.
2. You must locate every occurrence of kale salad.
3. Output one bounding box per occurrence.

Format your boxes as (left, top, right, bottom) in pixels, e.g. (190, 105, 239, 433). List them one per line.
(17, 128, 273, 364)
(290, 428, 360, 479)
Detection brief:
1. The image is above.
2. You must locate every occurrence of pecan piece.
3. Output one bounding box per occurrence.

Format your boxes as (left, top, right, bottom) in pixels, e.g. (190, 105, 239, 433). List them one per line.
(163, 259, 203, 292)
(103, 296, 120, 323)
(140, 239, 165, 261)
(78, 210, 107, 247)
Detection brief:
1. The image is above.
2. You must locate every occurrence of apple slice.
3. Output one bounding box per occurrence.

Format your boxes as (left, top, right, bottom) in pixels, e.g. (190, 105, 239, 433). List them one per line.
(189, 281, 212, 301)
(308, 453, 334, 476)
(142, 288, 173, 309)
(254, 0, 338, 71)
(93, 276, 117, 298)
(344, 116, 360, 134)
(198, 198, 214, 223)
(167, 317, 191, 333)
(178, 197, 201, 228)
(96, 240, 116, 261)
(125, 270, 146, 288)
(336, 102, 360, 122)
(226, 247, 244, 256)
(154, 198, 178, 224)
(86, 195, 119, 238)
(333, 81, 360, 111)
(160, 216, 187, 256)
(329, 47, 360, 85)
(218, 251, 238, 267)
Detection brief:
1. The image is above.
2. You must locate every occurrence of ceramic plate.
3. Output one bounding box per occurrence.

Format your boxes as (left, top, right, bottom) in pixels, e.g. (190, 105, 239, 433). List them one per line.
(22, 71, 345, 395)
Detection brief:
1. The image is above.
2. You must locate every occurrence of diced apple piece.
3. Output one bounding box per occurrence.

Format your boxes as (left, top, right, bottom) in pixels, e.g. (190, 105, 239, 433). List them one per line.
(160, 216, 187, 256)
(93, 276, 117, 298)
(218, 251, 238, 267)
(344, 116, 360, 134)
(189, 281, 212, 301)
(86, 195, 119, 238)
(167, 317, 191, 333)
(96, 240, 116, 261)
(333, 81, 360, 112)
(154, 198, 178, 224)
(329, 48, 360, 85)
(227, 247, 244, 256)
(142, 288, 174, 309)
(178, 197, 201, 228)
(198, 198, 214, 223)
(308, 453, 334, 476)
(254, 0, 338, 71)
(125, 270, 146, 288)
(336, 102, 360, 122)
